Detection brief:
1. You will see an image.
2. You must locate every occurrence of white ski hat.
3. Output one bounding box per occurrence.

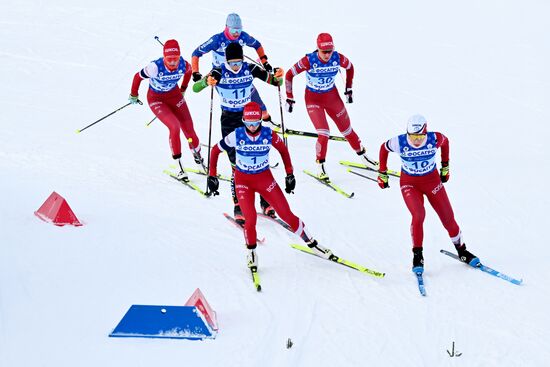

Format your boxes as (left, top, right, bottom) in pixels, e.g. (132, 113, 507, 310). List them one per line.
(407, 114, 428, 134)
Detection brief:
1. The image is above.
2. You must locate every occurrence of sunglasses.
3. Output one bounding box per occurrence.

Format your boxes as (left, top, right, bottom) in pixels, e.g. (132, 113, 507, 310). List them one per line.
(408, 133, 426, 140)
(229, 27, 242, 34)
(228, 60, 243, 67)
(243, 119, 262, 127)
(320, 49, 334, 54)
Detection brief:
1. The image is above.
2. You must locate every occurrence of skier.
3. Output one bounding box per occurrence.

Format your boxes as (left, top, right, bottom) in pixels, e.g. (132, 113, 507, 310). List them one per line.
(206, 102, 333, 270)
(193, 42, 284, 223)
(129, 39, 203, 181)
(377, 114, 479, 273)
(191, 13, 274, 121)
(285, 33, 378, 181)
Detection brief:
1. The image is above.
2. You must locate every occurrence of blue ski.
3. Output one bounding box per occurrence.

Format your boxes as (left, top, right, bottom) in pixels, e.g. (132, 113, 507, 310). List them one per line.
(415, 272, 427, 296)
(440, 249, 523, 286)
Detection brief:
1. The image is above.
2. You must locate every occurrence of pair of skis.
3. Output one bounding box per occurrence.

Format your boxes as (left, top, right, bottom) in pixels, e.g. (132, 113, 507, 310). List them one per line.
(414, 250, 523, 296)
(164, 165, 232, 197)
(225, 212, 385, 291)
(302, 161, 400, 198)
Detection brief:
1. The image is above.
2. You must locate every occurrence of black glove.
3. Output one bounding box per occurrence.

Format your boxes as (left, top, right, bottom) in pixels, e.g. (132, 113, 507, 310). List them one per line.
(207, 176, 219, 195)
(440, 161, 450, 183)
(285, 98, 295, 113)
(344, 88, 353, 103)
(192, 72, 203, 82)
(262, 61, 273, 73)
(285, 173, 296, 194)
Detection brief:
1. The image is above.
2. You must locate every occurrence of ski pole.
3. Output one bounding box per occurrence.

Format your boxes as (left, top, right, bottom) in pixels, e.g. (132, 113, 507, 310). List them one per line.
(146, 116, 157, 127)
(275, 79, 288, 146)
(205, 86, 216, 196)
(154, 36, 164, 47)
(76, 100, 141, 133)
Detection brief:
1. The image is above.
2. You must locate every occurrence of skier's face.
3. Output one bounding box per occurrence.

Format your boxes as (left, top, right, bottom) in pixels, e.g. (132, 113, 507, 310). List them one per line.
(164, 55, 180, 71)
(227, 59, 243, 73)
(243, 118, 262, 133)
(408, 133, 427, 147)
(318, 49, 334, 62)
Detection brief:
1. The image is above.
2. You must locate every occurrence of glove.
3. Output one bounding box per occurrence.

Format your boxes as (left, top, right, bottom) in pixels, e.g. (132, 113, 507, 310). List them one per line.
(262, 61, 273, 73)
(377, 170, 389, 189)
(207, 75, 218, 86)
(128, 94, 140, 104)
(192, 72, 203, 82)
(440, 161, 450, 183)
(207, 176, 219, 195)
(285, 173, 296, 194)
(344, 88, 353, 103)
(285, 98, 295, 113)
(273, 67, 284, 78)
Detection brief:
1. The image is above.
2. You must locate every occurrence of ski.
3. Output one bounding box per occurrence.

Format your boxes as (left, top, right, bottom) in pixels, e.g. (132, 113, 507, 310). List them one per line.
(290, 244, 385, 278)
(440, 249, 523, 286)
(223, 213, 265, 244)
(257, 212, 293, 232)
(250, 266, 261, 291)
(163, 169, 208, 197)
(347, 169, 378, 183)
(273, 126, 347, 142)
(415, 272, 427, 296)
(303, 169, 354, 198)
(339, 160, 400, 177)
(168, 164, 232, 182)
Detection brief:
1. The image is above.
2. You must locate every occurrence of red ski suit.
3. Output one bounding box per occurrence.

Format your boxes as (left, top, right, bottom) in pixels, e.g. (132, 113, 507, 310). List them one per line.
(379, 133, 461, 248)
(210, 128, 311, 247)
(285, 53, 362, 161)
(131, 60, 200, 159)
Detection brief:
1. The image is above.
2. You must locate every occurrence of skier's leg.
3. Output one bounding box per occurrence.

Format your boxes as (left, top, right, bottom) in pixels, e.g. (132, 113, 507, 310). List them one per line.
(401, 184, 426, 249)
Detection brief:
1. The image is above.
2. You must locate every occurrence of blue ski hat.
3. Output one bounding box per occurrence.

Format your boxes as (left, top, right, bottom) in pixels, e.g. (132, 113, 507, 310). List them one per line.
(407, 114, 428, 134)
(226, 13, 242, 30)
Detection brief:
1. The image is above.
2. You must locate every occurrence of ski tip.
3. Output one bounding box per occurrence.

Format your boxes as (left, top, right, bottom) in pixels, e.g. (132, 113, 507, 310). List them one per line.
(256, 285, 262, 292)
(348, 192, 355, 199)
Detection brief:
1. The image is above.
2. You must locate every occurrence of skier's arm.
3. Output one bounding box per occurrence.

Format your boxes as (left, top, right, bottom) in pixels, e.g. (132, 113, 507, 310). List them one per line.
(191, 35, 218, 73)
(209, 132, 236, 177)
(338, 53, 354, 89)
(130, 62, 157, 96)
(271, 130, 293, 175)
(193, 68, 222, 93)
(251, 64, 283, 86)
(285, 56, 310, 100)
(435, 132, 450, 162)
(379, 137, 399, 172)
(180, 60, 192, 93)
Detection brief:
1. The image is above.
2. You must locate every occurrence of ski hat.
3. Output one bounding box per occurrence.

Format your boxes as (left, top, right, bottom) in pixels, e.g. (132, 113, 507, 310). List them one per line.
(407, 114, 428, 134)
(225, 42, 243, 60)
(317, 33, 334, 50)
(163, 39, 180, 58)
(242, 102, 262, 122)
(226, 13, 242, 30)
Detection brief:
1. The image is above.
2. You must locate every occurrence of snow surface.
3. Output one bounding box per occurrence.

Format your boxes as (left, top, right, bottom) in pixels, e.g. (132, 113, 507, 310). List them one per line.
(1, 1, 549, 366)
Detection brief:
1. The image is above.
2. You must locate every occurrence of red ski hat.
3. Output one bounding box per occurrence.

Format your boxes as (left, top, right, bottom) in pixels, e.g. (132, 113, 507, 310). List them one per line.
(163, 39, 180, 58)
(316, 33, 334, 50)
(242, 102, 262, 122)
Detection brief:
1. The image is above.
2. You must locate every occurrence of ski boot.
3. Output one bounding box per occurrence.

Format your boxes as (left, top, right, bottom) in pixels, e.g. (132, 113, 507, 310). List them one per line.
(176, 159, 189, 182)
(455, 243, 480, 267)
(316, 159, 330, 182)
(260, 196, 276, 218)
(192, 150, 207, 173)
(234, 203, 245, 226)
(358, 147, 379, 170)
(247, 249, 258, 270)
(307, 239, 333, 260)
(412, 247, 424, 274)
